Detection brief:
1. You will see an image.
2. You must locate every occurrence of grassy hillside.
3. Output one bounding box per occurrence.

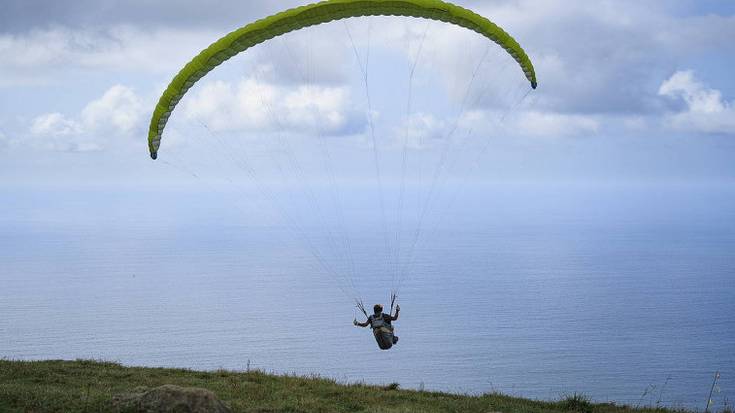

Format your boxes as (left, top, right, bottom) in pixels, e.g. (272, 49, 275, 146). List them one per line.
(0, 359, 689, 413)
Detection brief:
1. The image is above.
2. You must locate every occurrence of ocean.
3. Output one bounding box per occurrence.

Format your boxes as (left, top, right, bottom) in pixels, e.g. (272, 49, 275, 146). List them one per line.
(1, 183, 734, 410)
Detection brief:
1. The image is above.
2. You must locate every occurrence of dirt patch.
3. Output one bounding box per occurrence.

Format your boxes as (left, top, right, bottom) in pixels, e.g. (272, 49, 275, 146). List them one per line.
(113, 384, 231, 413)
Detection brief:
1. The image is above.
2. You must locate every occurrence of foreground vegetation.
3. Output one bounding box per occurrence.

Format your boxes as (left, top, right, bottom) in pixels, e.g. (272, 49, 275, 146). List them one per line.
(0, 359, 692, 413)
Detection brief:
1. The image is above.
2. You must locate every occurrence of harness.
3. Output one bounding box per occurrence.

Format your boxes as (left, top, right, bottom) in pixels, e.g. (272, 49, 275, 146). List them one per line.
(367, 312, 397, 350)
(369, 314, 393, 334)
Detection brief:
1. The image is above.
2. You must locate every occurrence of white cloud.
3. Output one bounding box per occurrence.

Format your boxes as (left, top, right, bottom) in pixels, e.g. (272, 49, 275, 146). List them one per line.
(397, 113, 448, 149)
(26, 85, 147, 152)
(659, 70, 735, 135)
(462, 1, 735, 114)
(393, 106, 600, 145)
(30, 113, 82, 137)
(325, 2, 735, 119)
(81, 85, 145, 135)
(513, 111, 600, 138)
(660, 71, 727, 113)
(0, 23, 352, 88)
(457, 109, 599, 139)
(0, 27, 217, 86)
(245, 31, 351, 86)
(4, 0, 735, 147)
(28, 113, 99, 152)
(181, 76, 363, 136)
(342, 17, 531, 109)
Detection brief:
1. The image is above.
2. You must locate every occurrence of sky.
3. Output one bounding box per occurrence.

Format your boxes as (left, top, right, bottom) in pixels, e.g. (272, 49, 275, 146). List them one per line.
(1, 0, 735, 192)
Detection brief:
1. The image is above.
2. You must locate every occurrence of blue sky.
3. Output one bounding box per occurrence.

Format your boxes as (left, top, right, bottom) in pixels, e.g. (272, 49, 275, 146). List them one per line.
(1, 0, 734, 191)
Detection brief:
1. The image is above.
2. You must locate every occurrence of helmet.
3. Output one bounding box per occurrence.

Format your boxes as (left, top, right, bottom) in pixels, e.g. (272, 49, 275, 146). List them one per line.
(373, 304, 383, 314)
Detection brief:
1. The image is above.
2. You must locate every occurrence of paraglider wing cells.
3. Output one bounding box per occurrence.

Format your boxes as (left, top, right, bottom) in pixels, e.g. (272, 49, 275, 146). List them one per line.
(147, 0, 538, 159)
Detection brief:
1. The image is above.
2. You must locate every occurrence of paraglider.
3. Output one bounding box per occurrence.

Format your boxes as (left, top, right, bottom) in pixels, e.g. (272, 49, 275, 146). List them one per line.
(354, 304, 401, 350)
(147, 0, 537, 349)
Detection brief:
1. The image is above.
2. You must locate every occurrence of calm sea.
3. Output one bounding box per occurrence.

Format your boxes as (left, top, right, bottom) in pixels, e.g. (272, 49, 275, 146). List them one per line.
(2, 183, 734, 410)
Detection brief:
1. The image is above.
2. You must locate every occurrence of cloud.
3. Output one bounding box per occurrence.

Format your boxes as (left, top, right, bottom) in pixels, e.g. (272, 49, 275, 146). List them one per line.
(30, 113, 83, 137)
(393, 105, 600, 148)
(0, 23, 358, 90)
(322, 1, 735, 119)
(0, 0, 298, 33)
(81, 85, 145, 135)
(658, 70, 735, 135)
(29, 113, 99, 152)
(459, 109, 600, 139)
(337, 16, 533, 111)
(512, 111, 600, 138)
(395, 113, 448, 149)
(26, 85, 146, 152)
(660, 71, 727, 112)
(4, 0, 735, 149)
(244, 32, 351, 86)
(463, 1, 735, 115)
(0, 27, 217, 86)
(181, 76, 364, 137)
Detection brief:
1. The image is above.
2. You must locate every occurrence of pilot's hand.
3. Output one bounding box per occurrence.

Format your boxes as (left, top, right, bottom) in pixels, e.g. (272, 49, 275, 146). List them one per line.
(396, 305, 401, 312)
(353, 319, 359, 326)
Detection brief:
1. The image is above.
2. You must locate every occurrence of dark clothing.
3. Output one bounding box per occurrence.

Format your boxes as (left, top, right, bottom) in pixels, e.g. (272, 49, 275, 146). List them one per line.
(368, 313, 394, 327)
(368, 312, 398, 350)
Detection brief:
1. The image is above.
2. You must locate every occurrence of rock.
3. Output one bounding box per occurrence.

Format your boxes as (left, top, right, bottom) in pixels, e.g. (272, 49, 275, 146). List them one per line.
(113, 384, 231, 413)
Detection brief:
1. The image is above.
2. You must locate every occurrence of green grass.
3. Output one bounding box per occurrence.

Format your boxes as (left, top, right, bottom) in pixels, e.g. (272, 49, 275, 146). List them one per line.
(0, 359, 690, 413)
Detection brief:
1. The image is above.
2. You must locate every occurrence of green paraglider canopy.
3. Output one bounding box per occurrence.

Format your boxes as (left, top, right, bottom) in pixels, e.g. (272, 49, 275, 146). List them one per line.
(147, 0, 538, 159)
